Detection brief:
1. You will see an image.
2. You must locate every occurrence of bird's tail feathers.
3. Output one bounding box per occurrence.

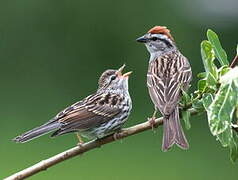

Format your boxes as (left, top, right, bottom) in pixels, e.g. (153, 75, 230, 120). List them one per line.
(162, 106, 189, 151)
(13, 120, 60, 143)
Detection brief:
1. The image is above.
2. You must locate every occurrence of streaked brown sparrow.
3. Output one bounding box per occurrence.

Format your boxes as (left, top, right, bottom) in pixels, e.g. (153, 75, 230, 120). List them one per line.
(13, 65, 132, 143)
(136, 26, 192, 151)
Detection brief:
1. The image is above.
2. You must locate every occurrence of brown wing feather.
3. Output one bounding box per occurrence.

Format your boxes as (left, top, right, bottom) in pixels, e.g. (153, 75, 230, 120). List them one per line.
(147, 51, 192, 115)
(54, 92, 122, 132)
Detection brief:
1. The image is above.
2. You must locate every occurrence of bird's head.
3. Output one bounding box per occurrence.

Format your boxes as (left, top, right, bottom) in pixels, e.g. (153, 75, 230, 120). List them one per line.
(136, 26, 176, 54)
(98, 64, 132, 92)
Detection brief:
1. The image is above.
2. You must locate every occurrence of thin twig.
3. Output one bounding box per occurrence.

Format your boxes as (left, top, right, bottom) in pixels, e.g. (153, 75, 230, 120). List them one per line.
(5, 108, 198, 180)
(230, 55, 238, 68)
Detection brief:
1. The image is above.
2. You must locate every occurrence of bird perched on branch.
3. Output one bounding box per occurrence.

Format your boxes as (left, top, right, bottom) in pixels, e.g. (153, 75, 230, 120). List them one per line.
(136, 26, 192, 151)
(13, 65, 132, 144)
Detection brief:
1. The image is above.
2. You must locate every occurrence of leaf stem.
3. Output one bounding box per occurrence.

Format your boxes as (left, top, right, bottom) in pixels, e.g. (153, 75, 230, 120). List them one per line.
(230, 55, 238, 68)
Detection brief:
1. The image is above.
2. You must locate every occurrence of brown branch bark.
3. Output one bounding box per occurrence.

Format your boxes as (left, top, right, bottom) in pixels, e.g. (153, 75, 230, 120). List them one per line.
(230, 55, 238, 68)
(5, 108, 198, 180)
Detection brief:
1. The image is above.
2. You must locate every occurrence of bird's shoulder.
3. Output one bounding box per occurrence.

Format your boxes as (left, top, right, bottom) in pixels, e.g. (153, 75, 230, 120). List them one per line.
(54, 91, 123, 121)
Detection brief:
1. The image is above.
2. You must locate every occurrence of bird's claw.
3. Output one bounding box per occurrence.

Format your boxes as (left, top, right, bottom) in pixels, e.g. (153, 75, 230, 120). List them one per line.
(77, 142, 84, 148)
(148, 116, 156, 131)
(113, 132, 121, 140)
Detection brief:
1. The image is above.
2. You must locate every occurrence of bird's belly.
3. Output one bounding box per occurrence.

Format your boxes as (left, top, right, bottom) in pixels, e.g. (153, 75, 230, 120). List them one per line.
(80, 110, 130, 140)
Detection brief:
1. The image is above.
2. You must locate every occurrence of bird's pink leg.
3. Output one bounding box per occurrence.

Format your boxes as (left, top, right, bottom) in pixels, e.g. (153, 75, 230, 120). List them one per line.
(76, 133, 84, 147)
(148, 107, 157, 130)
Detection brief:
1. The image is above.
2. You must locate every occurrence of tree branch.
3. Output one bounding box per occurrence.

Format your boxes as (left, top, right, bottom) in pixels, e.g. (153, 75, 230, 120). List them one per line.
(230, 55, 238, 68)
(5, 108, 198, 180)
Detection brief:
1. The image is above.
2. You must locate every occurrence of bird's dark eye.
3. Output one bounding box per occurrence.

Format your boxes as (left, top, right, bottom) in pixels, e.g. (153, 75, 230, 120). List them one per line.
(151, 37, 158, 41)
(110, 75, 116, 81)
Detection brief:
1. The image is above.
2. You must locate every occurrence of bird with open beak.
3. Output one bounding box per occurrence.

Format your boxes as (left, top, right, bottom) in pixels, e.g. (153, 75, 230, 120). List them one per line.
(13, 65, 132, 144)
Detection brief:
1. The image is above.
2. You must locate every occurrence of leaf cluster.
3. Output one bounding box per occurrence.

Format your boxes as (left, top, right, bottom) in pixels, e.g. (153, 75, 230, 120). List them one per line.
(181, 29, 238, 162)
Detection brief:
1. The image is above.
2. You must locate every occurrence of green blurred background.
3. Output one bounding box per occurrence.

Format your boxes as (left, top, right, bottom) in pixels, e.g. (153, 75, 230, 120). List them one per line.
(1, 0, 238, 179)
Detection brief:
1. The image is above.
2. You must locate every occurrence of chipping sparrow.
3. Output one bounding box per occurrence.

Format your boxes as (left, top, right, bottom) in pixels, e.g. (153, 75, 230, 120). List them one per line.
(137, 26, 192, 151)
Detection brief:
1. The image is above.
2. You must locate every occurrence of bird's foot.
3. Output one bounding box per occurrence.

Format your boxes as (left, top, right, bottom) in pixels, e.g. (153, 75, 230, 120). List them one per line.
(147, 116, 157, 131)
(113, 132, 121, 141)
(77, 142, 85, 156)
(76, 133, 84, 148)
(77, 142, 84, 148)
(148, 108, 157, 131)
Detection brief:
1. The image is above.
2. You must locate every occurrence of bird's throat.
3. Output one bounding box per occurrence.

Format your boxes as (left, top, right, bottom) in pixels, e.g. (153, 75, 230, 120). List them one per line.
(149, 48, 176, 61)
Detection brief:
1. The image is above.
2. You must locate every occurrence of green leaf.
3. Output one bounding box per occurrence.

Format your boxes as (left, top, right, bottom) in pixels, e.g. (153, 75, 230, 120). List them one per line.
(201, 40, 216, 76)
(192, 98, 204, 110)
(229, 134, 238, 163)
(207, 82, 236, 136)
(207, 29, 229, 66)
(217, 127, 233, 147)
(182, 111, 191, 130)
(206, 72, 217, 90)
(220, 66, 238, 88)
(217, 84, 236, 125)
(197, 72, 206, 79)
(202, 93, 213, 111)
(236, 106, 238, 119)
(206, 67, 238, 149)
(218, 66, 230, 76)
(198, 79, 207, 92)
(181, 88, 191, 103)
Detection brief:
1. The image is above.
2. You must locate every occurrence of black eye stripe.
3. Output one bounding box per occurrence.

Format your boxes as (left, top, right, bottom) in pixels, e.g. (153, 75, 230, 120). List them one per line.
(151, 37, 158, 41)
(150, 37, 172, 48)
(150, 37, 164, 41)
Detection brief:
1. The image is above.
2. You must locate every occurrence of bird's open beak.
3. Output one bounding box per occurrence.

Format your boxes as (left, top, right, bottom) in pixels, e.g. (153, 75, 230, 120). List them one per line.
(116, 64, 132, 78)
(136, 35, 148, 43)
(122, 71, 132, 77)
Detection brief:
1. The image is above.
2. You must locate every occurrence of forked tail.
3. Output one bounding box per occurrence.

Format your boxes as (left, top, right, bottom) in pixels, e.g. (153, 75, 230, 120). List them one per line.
(162, 106, 189, 151)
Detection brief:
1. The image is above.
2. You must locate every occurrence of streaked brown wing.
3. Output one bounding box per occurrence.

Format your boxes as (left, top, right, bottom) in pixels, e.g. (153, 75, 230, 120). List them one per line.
(54, 92, 122, 132)
(147, 52, 192, 115)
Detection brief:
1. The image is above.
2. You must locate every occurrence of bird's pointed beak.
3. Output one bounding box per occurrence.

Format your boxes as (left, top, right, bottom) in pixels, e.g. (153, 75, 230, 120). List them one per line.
(122, 71, 132, 77)
(116, 64, 126, 76)
(136, 35, 148, 43)
(116, 64, 132, 78)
